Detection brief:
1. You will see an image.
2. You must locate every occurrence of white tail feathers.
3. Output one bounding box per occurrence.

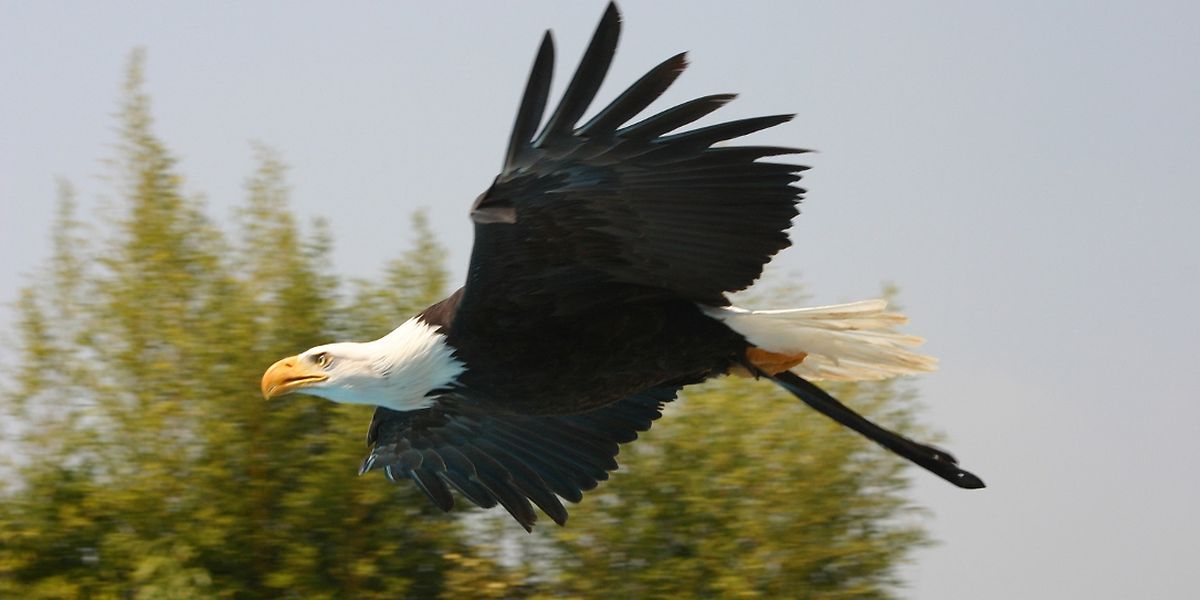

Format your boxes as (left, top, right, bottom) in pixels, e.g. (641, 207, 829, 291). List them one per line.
(704, 299, 937, 382)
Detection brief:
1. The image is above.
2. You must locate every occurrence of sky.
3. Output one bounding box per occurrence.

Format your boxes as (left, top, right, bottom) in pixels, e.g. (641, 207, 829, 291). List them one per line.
(3, 1, 1199, 597)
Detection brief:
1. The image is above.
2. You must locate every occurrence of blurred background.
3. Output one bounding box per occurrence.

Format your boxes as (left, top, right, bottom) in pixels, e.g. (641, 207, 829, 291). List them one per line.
(2, 1, 1198, 598)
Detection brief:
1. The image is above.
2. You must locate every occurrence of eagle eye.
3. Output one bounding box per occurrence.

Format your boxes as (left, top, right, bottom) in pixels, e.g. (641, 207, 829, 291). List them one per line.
(313, 352, 331, 368)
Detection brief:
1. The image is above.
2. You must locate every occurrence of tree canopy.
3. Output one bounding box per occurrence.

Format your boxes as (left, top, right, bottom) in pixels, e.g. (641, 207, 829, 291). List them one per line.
(1, 51, 931, 599)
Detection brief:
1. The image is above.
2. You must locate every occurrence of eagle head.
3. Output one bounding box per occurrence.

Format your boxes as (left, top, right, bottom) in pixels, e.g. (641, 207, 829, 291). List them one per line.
(260, 318, 466, 412)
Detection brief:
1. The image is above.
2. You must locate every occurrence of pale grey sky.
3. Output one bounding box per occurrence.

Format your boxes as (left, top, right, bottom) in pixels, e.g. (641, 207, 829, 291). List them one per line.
(3, 1, 1199, 597)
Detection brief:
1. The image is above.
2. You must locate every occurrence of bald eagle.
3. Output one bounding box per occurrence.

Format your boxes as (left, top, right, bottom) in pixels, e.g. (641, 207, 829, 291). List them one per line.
(261, 3, 983, 530)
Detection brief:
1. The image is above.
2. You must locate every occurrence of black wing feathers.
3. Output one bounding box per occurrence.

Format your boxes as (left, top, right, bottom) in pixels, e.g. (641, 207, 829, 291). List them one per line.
(364, 387, 678, 531)
(533, 2, 621, 151)
(577, 52, 688, 138)
(463, 2, 806, 314)
(616, 93, 737, 141)
(503, 33, 555, 174)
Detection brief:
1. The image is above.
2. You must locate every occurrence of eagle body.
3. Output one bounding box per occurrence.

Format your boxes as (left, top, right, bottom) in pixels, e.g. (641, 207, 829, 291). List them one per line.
(437, 292, 741, 415)
(261, 2, 984, 530)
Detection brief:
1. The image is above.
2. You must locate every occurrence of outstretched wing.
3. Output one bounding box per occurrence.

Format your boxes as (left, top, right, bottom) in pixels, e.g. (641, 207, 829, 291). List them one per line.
(361, 386, 679, 530)
(457, 2, 807, 325)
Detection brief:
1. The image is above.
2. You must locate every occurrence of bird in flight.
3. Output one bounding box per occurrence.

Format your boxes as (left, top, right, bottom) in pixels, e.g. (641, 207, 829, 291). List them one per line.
(261, 2, 984, 531)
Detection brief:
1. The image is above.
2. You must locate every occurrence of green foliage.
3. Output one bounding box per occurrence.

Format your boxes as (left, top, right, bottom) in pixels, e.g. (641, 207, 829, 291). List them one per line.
(0, 50, 491, 599)
(2, 50, 932, 598)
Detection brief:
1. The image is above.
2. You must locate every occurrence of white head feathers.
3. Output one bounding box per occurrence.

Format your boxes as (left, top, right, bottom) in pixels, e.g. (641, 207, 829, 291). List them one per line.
(299, 317, 466, 412)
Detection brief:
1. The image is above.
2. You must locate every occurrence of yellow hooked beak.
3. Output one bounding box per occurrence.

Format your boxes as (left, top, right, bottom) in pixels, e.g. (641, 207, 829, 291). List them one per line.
(261, 355, 328, 399)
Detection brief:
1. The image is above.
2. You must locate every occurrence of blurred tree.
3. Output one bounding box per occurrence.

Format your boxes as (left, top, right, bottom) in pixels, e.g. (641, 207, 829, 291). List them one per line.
(0, 51, 513, 599)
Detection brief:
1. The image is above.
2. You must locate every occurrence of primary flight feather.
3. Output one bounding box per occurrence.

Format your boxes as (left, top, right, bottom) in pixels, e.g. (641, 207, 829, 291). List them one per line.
(261, 2, 984, 531)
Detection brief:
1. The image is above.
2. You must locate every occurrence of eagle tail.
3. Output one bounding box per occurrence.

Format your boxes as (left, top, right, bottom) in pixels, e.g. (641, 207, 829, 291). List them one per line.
(706, 300, 984, 488)
(706, 300, 937, 381)
(765, 370, 985, 489)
